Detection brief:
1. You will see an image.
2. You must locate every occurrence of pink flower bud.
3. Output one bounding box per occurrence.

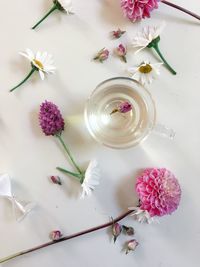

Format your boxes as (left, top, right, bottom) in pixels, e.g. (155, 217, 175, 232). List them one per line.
(122, 225, 135, 235)
(126, 239, 139, 254)
(111, 28, 126, 39)
(115, 44, 127, 62)
(112, 223, 122, 243)
(50, 176, 62, 185)
(94, 48, 109, 63)
(119, 101, 132, 113)
(50, 230, 62, 241)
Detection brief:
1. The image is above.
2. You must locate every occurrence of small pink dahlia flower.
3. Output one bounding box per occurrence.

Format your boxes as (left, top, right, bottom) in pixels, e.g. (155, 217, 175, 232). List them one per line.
(136, 168, 181, 217)
(121, 0, 160, 22)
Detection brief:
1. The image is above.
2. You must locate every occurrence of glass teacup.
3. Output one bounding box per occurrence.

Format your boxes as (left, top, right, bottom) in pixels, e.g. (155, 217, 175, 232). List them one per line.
(84, 77, 158, 149)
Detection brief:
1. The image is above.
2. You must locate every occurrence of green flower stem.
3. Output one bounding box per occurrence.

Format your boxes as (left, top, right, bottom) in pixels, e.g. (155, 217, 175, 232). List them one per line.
(56, 167, 83, 180)
(10, 67, 36, 92)
(162, 0, 200, 21)
(56, 135, 82, 175)
(31, 4, 58, 30)
(150, 42, 176, 75)
(0, 210, 134, 264)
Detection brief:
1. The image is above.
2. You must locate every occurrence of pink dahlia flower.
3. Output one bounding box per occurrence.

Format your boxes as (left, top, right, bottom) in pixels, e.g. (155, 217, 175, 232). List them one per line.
(121, 0, 160, 22)
(136, 168, 181, 217)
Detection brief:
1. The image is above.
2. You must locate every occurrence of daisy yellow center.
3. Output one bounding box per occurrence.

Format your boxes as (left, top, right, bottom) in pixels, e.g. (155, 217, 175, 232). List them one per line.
(33, 59, 44, 69)
(139, 64, 152, 74)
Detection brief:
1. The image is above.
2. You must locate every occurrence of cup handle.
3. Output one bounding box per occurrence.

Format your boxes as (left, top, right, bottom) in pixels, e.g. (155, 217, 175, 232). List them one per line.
(153, 123, 176, 139)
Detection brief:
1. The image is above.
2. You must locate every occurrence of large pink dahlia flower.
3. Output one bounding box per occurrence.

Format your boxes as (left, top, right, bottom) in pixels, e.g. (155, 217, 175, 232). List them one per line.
(121, 0, 160, 22)
(136, 168, 181, 217)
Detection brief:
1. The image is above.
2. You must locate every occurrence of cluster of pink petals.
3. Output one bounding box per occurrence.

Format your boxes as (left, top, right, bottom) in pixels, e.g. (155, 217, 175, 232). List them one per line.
(136, 168, 181, 217)
(121, 0, 160, 22)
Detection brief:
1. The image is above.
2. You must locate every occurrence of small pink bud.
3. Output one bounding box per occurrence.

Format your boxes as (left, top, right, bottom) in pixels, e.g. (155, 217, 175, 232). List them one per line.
(110, 101, 132, 115)
(122, 225, 135, 236)
(112, 223, 122, 243)
(119, 101, 132, 113)
(111, 28, 126, 39)
(50, 230, 62, 241)
(94, 48, 109, 63)
(50, 176, 62, 185)
(115, 44, 127, 62)
(126, 239, 139, 254)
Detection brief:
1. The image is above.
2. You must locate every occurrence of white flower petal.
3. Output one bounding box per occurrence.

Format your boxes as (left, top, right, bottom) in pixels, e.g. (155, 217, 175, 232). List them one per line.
(39, 70, 45, 80)
(19, 48, 35, 62)
(81, 160, 100, 199)
(132, 23, 165, 53)
(128, 207, 154, 224)
(59, 0, 73, 13)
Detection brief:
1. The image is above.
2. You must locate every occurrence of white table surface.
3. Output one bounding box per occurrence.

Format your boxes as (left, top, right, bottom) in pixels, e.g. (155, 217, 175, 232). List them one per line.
(1, 0, 200, 266)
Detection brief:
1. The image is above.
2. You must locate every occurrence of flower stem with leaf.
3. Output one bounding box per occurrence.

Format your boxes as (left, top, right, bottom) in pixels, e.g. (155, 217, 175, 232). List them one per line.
(56, 134, 82, 175)
(147, 36, 176, 75)
(0, 210, 133, 264)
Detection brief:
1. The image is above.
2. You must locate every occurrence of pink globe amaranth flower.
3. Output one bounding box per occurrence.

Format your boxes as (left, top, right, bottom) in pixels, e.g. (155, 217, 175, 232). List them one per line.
(136, 168, 181, 217)
(39, 101, 65, 136)
(121, 0, 160, 22)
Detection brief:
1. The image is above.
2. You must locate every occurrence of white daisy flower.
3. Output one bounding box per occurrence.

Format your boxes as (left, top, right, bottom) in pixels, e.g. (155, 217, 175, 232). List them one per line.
(20, 49, 56, 80)
(131, 23, 176, 75)
(132, 23, 166, 54)
(128, 61, 162, 86)
(32, 0, 73, 30)
(10, 49, 55, 92)
(81, 160, 101, 199)
(128, 207, 155, 224)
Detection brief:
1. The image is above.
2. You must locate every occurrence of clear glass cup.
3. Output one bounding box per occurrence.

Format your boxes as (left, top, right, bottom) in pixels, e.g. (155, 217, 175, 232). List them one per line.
(85, 77, 157, 149)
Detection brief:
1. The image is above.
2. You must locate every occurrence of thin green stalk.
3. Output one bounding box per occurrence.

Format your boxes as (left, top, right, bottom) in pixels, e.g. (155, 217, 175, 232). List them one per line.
(0, 210, 133, 264)
(56, 135, 82, 174)
(32, 4, 58, 30)
(10, 67, 36, 92)
(56, 167, 82, 180)
(152, 43, 176, 75)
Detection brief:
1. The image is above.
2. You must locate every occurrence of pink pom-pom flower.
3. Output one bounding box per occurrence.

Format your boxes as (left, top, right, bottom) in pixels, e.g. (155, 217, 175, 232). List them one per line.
(121, 0, 160, 22)
(136, 168, 181, 217)
(39, 101, 65, 136)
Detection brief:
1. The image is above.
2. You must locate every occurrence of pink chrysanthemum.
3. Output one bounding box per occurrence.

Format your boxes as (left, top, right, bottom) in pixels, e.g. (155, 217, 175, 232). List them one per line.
(39, 101, 65, 136)
(121, 0, 160, 22)
(136, 168, 181, 217)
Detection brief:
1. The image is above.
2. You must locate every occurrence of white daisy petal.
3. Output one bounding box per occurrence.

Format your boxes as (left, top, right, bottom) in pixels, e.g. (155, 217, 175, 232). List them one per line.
(58, 0, 74, 13)
(132, 23, 165, 54)
(128, 207, 155, 224)
(39, 70, 45, 80)
(127, 61, 162, 86)
(81, 160, 100, 199)
(19, 48, 35, 61)
(26, 48, 35, 60)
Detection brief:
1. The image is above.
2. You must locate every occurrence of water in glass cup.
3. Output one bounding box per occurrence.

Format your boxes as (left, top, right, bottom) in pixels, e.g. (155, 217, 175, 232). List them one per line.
(85, 77, 156, 149)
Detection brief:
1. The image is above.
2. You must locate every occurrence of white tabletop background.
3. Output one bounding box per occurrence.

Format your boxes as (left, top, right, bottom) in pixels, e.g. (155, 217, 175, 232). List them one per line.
(0, 0, 200, 266)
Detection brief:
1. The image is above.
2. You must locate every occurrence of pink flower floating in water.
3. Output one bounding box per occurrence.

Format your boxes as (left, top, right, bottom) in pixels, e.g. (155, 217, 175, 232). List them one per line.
(110, 101, 132, 115)
(121, 0, 160, 22)
(136, 168, 181, 217)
